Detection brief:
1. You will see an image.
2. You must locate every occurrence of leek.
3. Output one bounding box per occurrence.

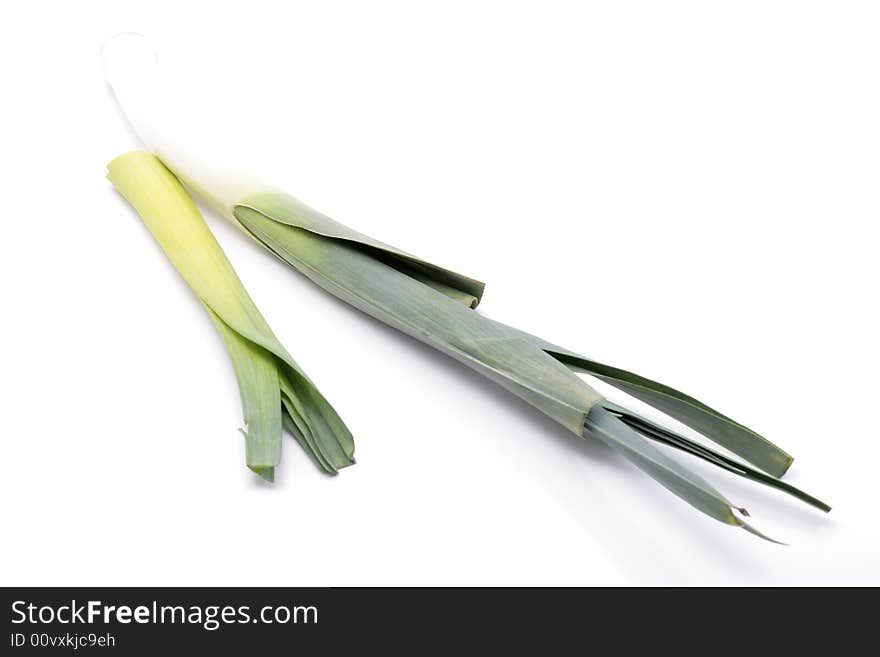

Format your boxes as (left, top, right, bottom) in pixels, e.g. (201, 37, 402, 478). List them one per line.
(103, 36, 828, 538)
(107, 151, 354, 481)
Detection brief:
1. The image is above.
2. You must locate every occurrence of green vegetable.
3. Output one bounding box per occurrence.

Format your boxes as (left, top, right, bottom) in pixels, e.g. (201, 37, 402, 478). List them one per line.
(103, 37, 829, 539)
(231, 195, 827, 537)
(107, 151, 354, 481)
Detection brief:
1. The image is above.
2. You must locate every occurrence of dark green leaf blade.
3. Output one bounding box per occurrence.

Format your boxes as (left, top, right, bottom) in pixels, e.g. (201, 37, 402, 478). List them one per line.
(279, 370, 353, 472)
(206, 306, 282, 478)
(585, 406, 778, 541)
(586, 405, 735, 522)
(602, 402, 830, 512)
(532, 343, 793, 477)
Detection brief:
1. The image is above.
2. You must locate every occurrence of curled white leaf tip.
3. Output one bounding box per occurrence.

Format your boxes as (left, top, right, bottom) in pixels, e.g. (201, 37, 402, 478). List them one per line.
(101, 32, 158, 89)
(101, 32, 166, 154)
(102, 34, 276, 223)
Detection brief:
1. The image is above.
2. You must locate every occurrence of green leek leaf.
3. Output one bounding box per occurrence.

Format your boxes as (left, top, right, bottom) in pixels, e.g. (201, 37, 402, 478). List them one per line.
(232, 197, 800, 537)
(534, 342, 793, 477)
(585, 406, 778, 540)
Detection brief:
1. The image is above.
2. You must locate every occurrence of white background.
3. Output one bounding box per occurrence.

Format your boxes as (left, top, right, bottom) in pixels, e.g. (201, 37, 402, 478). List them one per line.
(2, 1, 878, 586)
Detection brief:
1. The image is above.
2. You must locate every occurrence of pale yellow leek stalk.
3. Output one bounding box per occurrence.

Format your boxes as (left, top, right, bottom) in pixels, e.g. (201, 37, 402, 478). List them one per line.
(107, 151, 354, 481)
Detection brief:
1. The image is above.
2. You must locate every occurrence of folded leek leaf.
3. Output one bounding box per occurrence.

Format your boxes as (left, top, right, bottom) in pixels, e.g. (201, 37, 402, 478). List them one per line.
(239, 192, 486, 308)
(235, 202, 601, 436)
(584, 405, 779, 541)
(602, 402, 829, 512)
(206, 305, 282, 480)
(510, 333, 794, 477)
(107, 152, 353, 480)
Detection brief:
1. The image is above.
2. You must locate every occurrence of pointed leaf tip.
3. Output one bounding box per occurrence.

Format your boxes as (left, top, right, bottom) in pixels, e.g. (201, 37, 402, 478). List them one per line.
(739, 518, 787, 545)
(250, 466, 275, 483)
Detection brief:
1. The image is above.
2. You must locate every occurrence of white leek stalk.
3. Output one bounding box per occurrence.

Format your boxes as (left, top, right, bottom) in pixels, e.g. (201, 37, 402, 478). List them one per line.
(103, 36, 828, 538)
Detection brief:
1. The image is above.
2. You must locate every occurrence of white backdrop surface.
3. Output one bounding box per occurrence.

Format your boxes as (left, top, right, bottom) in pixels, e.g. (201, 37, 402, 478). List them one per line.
(1, 1, 878, 585)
